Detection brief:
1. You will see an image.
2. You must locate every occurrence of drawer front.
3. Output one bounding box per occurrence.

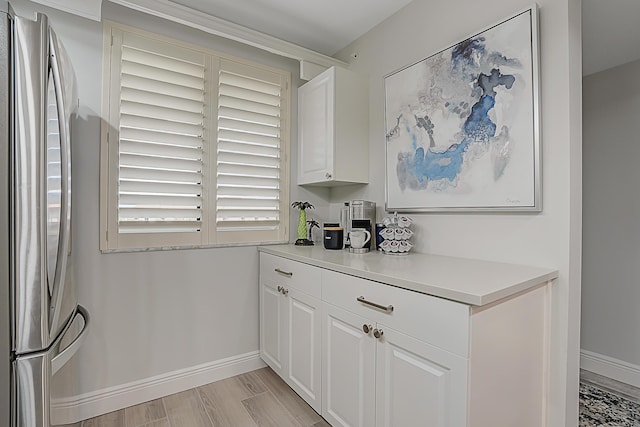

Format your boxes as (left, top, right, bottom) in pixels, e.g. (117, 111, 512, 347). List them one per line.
(260, 253, 322, 298)
(322, 270, 470, 357)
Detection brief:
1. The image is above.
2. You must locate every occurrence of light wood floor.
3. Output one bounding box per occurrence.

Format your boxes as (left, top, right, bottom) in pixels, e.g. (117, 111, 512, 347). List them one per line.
(69, 367, 330, 427)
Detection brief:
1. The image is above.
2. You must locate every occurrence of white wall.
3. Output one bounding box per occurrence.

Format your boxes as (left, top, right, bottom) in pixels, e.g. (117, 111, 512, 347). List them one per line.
(11, 0, 331, 421)
(331, 0, 583, 425)
(582, 59, 640, 373)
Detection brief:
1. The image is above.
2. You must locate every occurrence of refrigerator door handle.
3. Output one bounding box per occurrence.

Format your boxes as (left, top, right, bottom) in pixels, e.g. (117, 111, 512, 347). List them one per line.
(51, 305, 89, 375)
(47, 27, 73, 335)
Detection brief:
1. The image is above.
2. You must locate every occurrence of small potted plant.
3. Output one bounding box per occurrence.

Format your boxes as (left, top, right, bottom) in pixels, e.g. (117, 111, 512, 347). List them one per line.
(291, 201, 314, 246)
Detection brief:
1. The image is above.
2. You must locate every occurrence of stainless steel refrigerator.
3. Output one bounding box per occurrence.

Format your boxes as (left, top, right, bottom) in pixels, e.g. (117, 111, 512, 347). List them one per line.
(0, 2, 90, 426)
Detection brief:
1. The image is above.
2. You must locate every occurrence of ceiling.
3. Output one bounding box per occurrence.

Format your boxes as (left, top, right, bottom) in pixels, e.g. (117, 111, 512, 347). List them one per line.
(168, 0, 413, 56)
(582, 0, 640, 76)
(156, 0, 639, 76)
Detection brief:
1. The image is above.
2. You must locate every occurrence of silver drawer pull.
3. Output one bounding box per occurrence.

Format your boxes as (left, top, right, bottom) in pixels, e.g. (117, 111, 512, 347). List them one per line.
(274, 268, 293, 277)
(357, 296, 394, 313)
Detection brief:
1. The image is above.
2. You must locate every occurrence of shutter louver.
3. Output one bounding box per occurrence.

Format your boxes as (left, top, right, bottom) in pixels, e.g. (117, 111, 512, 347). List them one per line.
(117, 43, 206, 234)
(216, 66, 283, 233)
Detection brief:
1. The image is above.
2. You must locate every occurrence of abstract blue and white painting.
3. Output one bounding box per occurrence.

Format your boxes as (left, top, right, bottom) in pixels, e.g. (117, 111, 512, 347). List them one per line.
(384, 9, 539, 211)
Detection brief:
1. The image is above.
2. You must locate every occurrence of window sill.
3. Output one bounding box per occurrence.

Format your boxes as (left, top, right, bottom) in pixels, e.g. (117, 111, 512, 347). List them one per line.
(100, 239, 290, 254)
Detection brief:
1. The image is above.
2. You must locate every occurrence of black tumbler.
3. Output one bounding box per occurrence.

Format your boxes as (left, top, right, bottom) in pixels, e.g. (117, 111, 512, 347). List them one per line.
(323, 226, 344, 250)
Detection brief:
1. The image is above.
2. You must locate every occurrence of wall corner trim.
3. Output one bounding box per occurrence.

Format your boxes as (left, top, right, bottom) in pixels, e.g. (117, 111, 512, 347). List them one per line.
(51, 351, 266, 424)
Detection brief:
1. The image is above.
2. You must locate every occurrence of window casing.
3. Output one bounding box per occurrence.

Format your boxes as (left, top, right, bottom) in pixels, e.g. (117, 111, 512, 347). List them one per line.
(100, 22, 290, 251)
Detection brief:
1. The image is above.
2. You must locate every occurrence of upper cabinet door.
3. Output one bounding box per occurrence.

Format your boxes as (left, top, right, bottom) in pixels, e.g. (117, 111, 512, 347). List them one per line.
(298, 69, 334, 184)
(297, 67, 369, 187)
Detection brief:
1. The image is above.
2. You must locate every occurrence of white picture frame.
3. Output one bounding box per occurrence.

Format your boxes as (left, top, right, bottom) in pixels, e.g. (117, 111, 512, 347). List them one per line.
(384, 6, 541, 212)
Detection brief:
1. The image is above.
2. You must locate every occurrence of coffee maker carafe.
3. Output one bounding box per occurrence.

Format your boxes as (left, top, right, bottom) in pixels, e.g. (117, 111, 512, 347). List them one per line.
(349, 200, 376, 253)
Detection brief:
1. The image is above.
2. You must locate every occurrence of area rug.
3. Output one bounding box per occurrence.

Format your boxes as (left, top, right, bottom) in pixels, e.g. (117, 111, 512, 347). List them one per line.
(580, 382, 640, 426)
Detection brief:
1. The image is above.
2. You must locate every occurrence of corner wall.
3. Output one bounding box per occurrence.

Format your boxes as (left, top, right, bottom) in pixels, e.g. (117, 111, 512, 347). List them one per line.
(332, 0, 583, 425)
(582, 58, 640, 385)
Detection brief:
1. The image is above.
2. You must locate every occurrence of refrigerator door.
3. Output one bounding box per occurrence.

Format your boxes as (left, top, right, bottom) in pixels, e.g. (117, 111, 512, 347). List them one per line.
(13, 306, 88, 427)
(46, 27, 76, 344)
(1, 5, 12, 427)
(13, 13, 76, 355)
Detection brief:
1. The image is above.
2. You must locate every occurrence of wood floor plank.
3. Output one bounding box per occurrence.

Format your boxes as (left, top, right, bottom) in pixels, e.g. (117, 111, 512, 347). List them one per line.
(236, 369, 270, 396)
(82, 409, 125, 427)
(253, 368, 322, 426)
(125, 398, 166, 427)
(79, 367, 327, 427)
(197, 372, 266, 427)
(139, 420, 170, 427)
(163, 389, 213, 427)
(241, 391, 300, 427)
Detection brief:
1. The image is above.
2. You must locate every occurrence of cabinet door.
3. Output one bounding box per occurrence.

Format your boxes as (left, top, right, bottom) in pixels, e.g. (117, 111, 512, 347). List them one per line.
(322, 303, 375, 427)
(298, 69, 334, 184)
(285, 289, 322, 412)
(260, 281, 287, 377)
(375, 326, 468, 427)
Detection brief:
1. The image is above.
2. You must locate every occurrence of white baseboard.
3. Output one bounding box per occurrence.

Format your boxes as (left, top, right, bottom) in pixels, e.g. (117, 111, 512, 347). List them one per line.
(580, 349, 640, 389)
(51, 351, 266, 425)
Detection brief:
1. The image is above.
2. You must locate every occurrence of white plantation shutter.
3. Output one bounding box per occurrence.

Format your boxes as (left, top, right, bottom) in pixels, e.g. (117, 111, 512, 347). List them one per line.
(102, 23, 290, 251)
(216, 60, 287, 242)
(116, 34, 206, 236)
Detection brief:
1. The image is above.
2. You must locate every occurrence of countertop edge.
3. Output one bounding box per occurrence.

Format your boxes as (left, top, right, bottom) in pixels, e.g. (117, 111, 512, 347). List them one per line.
(258, 245, 559, 306)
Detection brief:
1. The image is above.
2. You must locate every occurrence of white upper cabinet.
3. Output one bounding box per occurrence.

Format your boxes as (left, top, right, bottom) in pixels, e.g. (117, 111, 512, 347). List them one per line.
(297, 66, 369, 186)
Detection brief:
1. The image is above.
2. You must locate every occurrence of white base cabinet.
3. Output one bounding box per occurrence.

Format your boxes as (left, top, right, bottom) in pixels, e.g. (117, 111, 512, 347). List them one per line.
(259, 253, 322, 412)
(374, 324, 468, 427)
(260, 279, 286, 376)
(287, 288, 322, 410)
(322, 303, 376, 427)
(321, 302, 467, 427)
(260, 251, 551, 427)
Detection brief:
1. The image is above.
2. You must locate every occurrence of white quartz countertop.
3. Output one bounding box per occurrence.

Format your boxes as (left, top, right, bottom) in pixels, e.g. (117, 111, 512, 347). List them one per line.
(258, 245, 558, 306)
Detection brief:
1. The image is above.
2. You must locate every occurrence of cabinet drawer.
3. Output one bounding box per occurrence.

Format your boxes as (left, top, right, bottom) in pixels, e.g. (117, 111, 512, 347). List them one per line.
(322, 269, 470, 357)
(260, 253, 321, 298)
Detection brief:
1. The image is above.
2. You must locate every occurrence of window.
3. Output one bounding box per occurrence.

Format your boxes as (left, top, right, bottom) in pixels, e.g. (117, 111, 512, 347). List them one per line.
(100, 22, 290, 251)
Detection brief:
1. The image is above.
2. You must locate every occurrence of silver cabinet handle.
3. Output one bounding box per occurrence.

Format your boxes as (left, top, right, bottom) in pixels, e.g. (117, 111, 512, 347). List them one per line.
(373, 328, 384, 339)
(276, 285, 289, 296)
(362, 324, 372, 334)
(277, 285, 283, 293)
(274, 268, 293, 277)
(357, 296, 394, 313)
(325, 172, 332, 179)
